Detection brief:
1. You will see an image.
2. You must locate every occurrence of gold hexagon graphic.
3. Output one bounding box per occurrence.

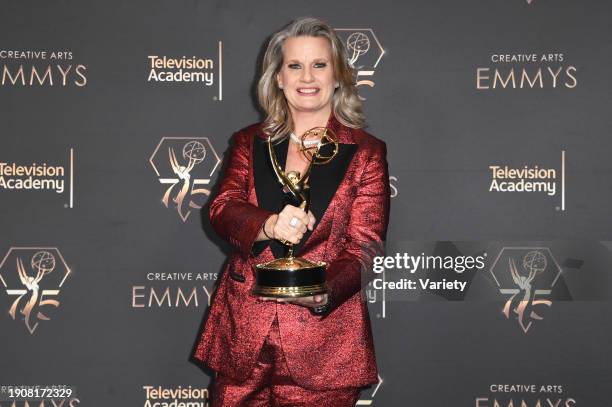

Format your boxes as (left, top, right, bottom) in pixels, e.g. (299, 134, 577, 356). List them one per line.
(149, 137, 221, 222)
(334, 28, 385, 71)
(489, 247, 562, 333)
(0, 247, 71, 334)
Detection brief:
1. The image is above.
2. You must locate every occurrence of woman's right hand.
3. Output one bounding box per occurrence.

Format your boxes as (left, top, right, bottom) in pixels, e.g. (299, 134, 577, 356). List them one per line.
(266, 204, 316, 244)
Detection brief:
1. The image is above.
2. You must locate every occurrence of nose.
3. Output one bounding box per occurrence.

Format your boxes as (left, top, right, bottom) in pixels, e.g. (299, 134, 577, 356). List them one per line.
(300, 65, 314, 82)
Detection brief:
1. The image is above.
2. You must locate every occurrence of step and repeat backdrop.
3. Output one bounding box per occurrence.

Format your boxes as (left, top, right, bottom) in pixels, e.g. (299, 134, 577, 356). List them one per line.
(1, 0, 611, 406)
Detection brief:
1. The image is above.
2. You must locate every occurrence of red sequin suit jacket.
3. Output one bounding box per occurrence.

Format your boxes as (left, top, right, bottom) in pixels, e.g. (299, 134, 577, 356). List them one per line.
(193, 114, 390, 390)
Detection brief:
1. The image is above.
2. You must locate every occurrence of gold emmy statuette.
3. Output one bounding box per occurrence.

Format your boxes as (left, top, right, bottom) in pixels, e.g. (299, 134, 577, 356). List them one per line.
(253, 127, 339, 298)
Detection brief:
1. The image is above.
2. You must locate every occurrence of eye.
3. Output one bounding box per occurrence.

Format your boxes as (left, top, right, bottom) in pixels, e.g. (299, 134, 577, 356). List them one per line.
(314, 62, 327, 68)
(288, 63, 301, 69)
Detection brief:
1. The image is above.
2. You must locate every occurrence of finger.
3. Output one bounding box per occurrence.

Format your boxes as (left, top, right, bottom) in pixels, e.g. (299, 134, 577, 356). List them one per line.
(290, 220, 305, 232)
(298, 210, 310, 225)
(289, 206, 310, 224)
(307, 211, 316, 230)
(278, 211, 292, 226)
(277, 224, 306, 244)
(281, 232, 297, 244)
(282, 229, 300, 244)
(278, 206, 296, 223)
(282, 224, 296, 237)
(289, 296, 312, 306)
(282, 212, 306, 230)
(285, 216, 304, 231)
(284, 204, 302, 219)
(313, 294, 324, 303)
(282, 204, 297, 214)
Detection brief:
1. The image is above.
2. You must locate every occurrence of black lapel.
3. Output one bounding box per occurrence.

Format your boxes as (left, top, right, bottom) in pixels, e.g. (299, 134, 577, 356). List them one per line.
(293, 143, 357, 254)
(253, 134, 357, 258)
(253, 136, 289, 258)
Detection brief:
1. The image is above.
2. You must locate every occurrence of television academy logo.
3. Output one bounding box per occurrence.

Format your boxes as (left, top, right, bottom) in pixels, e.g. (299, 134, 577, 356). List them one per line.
(489, 247, 562, 333)
(149, 137, 221, 222)
(147, 41, 223, 101)
(334, 29, 385, 98)
(0, 247, 71, 334)
(0, 148, 75, 208)
(488, 151, 566, 211)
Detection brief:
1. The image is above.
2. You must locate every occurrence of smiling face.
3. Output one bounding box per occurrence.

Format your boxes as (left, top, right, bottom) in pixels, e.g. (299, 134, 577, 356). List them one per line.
(276, 35, 336, 118)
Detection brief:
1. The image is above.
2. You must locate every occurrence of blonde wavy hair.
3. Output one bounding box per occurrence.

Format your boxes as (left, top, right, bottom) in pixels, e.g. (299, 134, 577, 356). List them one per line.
(257, 17, 365, 142)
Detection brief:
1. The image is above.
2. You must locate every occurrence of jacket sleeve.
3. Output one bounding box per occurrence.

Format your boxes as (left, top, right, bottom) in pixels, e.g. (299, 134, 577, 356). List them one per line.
(321, 140, 390, 318)
(209, 130, 275, 259)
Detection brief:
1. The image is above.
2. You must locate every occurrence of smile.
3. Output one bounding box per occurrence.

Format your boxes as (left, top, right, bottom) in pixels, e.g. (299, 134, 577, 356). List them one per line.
(297, 88, 320, 95)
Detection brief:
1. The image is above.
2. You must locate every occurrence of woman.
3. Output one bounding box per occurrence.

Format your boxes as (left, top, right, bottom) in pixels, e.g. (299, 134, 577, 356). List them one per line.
(193, 17, 390, 406)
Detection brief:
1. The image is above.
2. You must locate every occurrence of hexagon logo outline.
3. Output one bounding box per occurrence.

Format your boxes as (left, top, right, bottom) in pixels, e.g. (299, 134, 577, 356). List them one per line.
(0, 246, 71, 334)
(489, 246, 562, 333)
(335, 28, 386, 70)
(149, 136, 221, 222)
(335, 28, 386, 99)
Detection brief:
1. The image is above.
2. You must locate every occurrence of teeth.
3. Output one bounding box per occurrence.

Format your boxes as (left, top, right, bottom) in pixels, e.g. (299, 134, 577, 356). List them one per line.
(298, 88, 318, 94)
